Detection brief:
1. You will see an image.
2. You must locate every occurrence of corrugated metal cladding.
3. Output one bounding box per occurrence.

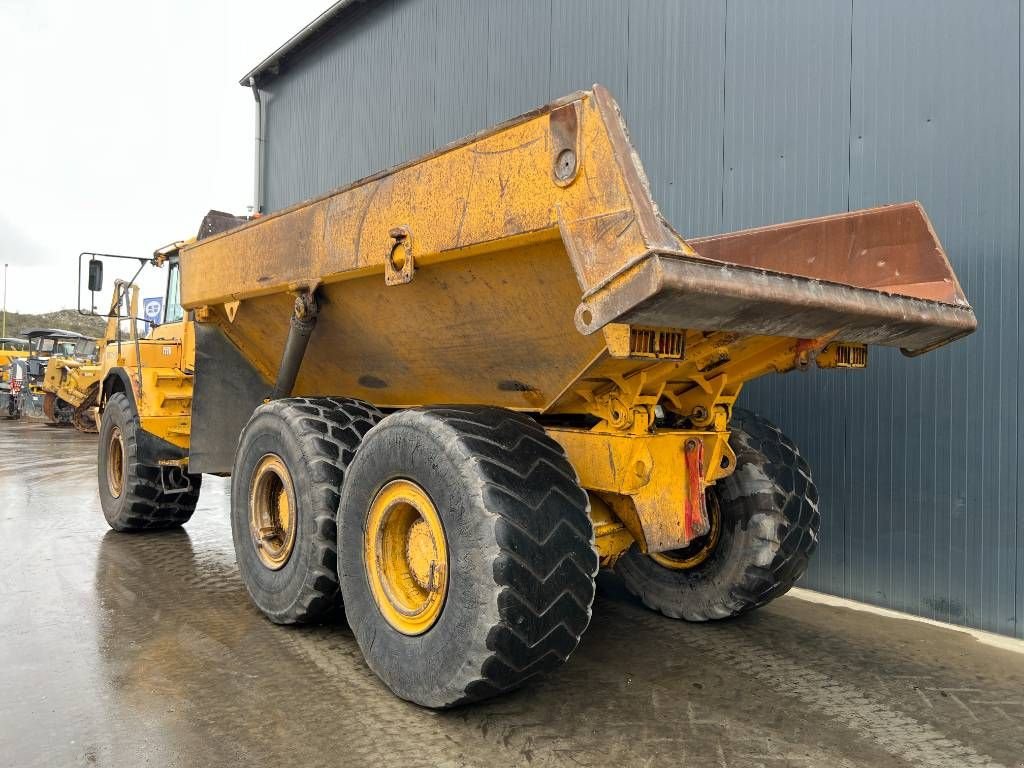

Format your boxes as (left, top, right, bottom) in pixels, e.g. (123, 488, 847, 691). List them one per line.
(258, 0, 1022, 638)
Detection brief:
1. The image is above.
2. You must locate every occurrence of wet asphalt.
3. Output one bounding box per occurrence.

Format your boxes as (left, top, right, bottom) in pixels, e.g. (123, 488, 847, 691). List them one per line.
(0, 418, 1022, 768)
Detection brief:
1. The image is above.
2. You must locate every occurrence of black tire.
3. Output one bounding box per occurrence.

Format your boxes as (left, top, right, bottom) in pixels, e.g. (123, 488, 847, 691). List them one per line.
(616, 408, 819, 621)
(339, 406, 598, 709)
(230, 396, 381, 625)
(98, 392, 202, 532)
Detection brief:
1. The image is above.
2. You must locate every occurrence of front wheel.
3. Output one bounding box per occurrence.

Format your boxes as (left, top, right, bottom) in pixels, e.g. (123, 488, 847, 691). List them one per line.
(98, 392, 202, 531)
(615, 408, 819, 621)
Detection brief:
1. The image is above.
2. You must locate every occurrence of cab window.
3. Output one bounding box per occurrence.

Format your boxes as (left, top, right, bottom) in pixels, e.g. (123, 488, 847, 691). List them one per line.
(33, 338, 55, 354)
(165, 260, 184, 324)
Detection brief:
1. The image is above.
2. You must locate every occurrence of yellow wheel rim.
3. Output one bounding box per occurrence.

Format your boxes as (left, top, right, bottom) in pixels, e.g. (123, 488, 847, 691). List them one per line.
(249, 454, 298, 570)
(107, 425, 125, 499)
(650, 493, 722, 570)
(364, 479, 448, 636)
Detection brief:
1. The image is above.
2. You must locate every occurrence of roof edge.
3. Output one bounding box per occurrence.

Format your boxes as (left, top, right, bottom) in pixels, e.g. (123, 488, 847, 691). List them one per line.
(238, 0, 364, 86)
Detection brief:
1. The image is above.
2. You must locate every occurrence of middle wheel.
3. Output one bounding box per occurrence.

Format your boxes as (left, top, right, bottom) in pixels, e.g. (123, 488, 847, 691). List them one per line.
(339, 406, 598, 709)
(230, 396, 381, 624)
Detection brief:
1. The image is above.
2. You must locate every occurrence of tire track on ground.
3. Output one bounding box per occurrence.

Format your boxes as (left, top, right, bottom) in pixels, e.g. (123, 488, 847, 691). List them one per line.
(616, 599, 1005, 768)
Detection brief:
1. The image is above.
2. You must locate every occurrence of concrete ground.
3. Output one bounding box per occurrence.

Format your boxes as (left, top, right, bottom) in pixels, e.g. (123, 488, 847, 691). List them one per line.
(1, 419, 1022, 768)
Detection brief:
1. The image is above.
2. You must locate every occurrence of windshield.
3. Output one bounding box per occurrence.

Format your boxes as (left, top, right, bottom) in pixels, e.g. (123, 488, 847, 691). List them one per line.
(30, 337, 56, 354)
(29, 337, 86, 357)
(165, 260, 184, 324)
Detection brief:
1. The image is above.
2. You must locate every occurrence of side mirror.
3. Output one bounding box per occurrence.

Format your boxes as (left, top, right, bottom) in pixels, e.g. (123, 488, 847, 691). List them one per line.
(87, 259, 103, 292)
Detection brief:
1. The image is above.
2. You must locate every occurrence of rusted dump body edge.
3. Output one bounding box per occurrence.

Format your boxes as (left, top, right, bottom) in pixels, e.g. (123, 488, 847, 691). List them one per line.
(575, 199, 977, 355)
(684, 202, 969, 306)
(182, 90, 590, 254)
(581, 253, 977, 355)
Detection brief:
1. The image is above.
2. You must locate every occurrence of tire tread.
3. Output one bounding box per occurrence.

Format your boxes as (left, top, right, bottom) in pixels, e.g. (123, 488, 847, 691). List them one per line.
(244, 396, 381, 624)
(617, 407, 819, 621)
(422, 407, 597, 704)
(100, 392, 201, 531)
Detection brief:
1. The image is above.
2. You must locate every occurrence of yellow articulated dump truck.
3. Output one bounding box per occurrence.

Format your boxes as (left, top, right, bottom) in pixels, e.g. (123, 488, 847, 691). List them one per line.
(87, 86, 975, 708)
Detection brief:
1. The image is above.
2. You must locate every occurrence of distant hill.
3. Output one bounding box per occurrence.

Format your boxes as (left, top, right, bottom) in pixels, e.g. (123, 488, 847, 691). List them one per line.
(2, 309, 106, 340)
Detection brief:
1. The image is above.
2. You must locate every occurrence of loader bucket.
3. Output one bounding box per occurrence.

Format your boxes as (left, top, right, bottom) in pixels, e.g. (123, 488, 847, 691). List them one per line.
(179, 85, 976, 428)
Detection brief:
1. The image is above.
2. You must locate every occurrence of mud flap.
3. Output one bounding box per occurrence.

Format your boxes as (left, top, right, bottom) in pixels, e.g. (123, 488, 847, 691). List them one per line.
(189, 323, 270, 475)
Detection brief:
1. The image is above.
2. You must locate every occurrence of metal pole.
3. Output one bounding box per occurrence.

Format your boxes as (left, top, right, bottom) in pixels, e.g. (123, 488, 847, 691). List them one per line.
(2, 263, 7, 338)
(249, 77, 264, 215)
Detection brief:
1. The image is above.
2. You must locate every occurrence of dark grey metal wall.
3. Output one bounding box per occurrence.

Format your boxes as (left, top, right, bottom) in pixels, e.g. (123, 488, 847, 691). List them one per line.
(258, 0, 1022, 638)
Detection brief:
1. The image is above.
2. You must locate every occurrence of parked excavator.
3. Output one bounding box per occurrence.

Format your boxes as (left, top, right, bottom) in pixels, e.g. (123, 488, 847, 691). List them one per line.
(82, 87, 975, 708)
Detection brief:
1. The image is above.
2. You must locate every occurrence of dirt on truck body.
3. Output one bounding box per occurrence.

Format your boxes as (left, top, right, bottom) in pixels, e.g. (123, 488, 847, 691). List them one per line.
(85, 86, 976, 709)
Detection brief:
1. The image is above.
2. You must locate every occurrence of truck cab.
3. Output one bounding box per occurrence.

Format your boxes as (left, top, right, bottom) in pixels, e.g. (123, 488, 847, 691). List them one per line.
(83, 211, 247, 511)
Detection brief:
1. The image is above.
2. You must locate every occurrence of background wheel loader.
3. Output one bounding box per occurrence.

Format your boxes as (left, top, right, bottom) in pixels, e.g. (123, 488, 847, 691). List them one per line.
(3, 329, 94, 420)
(39, 334, 101, 430)
(41, 356, 102, 431)
(84, 86, 976, 709)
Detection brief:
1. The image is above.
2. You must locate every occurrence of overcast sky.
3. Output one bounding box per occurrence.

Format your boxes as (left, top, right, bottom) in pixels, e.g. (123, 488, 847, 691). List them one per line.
(0, 0, 332, 314)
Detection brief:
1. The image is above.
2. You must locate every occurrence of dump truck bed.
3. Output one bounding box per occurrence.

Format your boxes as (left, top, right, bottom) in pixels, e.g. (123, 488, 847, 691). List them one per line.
(179, 85, 974, 425)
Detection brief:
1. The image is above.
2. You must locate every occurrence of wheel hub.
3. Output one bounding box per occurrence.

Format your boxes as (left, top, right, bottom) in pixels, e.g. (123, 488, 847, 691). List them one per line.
(365, 479, 448, 635)
(249, 454, 297, 570)
(107, 425, 125, 498)
(650, 492, 722, 570)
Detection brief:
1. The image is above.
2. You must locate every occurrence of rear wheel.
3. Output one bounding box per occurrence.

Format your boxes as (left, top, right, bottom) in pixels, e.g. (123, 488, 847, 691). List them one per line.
(230, 396, 381, 625)
(98, 392, 202, 531)
(616, 408, 819, 621)
(339, 406, 597, 709)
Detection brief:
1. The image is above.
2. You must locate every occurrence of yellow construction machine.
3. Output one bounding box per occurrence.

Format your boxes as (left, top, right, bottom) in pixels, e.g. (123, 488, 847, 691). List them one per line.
(5, 329, 95, 420)
(81, 245, 231, 510)
(86, 87, 975, 708)
(41, 355, 102, 431)
(0, 337, 28, 416)
(0, 336, 28, 368)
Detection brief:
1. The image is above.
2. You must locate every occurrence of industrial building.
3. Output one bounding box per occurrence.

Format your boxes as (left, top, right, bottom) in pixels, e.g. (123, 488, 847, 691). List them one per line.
(240, 0, 1020, 638)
